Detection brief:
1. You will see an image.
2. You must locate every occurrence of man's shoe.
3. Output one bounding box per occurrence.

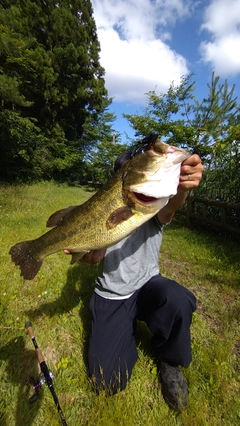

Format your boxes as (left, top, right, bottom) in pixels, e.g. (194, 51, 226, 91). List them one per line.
(159, 361, 188, 411)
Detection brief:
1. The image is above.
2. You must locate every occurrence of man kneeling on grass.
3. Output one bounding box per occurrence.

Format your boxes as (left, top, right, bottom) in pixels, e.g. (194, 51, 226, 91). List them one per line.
(65, 149, 203, 411)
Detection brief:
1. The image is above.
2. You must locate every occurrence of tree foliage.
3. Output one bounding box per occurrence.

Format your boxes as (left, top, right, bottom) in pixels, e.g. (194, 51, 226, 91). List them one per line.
(81, 101, 129, 185)
(0, 0, 114, 182)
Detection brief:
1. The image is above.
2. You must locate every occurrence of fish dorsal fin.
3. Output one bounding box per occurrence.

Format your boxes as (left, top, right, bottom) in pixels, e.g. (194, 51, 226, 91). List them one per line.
(107, 205, 134, 229)
(46, 206, 76, 227)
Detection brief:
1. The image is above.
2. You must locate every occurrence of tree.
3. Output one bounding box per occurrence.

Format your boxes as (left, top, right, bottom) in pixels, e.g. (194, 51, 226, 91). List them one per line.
(0, 0, 111, 182)
(123, 74, 196, 148)
(80, 99, 128, 185)
(13, 0, 108, 138)
(124, 72, 238, 150)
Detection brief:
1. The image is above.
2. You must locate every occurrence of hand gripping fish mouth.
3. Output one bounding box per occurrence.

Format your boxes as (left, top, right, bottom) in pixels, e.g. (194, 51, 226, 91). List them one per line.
(9, 134, 190, 280)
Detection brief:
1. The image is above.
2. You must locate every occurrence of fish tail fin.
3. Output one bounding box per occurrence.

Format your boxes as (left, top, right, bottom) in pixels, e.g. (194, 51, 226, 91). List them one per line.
(9, 241, 42, 280)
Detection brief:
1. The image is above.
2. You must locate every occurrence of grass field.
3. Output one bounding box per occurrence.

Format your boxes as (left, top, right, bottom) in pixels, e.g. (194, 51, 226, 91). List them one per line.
(0, 182, 239, 426)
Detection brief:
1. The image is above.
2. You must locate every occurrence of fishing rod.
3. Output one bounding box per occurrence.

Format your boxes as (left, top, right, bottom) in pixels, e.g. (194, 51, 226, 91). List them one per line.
(25, 321, 68, 426)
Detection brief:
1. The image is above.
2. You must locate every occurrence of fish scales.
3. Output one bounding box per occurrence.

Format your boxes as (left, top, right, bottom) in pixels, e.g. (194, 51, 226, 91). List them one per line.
(9, 139, 190, 280)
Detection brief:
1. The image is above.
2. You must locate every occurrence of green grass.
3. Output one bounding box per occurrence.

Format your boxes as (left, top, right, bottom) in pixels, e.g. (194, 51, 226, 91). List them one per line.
(0, 182, 239, 426)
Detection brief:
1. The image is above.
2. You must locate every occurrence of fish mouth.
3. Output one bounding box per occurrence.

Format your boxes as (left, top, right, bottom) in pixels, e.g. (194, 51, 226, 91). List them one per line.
(133, 192, 159, 203)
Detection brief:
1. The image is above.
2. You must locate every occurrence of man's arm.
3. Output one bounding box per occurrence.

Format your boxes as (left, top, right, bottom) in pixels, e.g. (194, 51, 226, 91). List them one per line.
(157, 154, 204, 224)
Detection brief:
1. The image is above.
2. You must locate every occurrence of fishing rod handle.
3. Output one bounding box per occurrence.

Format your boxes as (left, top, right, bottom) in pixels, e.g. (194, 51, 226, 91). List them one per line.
(25, 321, 35, 339)
(25, 321, 44, 364)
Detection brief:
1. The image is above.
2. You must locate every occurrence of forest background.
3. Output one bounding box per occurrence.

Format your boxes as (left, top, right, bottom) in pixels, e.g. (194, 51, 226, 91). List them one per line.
(0, 0, 239, 208)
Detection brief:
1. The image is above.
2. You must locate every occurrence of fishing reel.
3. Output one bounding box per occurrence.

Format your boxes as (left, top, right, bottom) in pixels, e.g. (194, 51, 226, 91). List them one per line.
(29, 370, 54, 403)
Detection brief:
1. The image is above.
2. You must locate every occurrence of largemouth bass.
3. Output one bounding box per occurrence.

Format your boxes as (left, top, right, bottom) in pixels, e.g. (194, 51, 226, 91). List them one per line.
(9, 138, 190, 280)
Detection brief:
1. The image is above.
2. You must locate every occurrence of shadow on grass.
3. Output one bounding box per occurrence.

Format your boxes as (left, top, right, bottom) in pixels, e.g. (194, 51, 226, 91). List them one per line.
(0, 336, 42, 426)
(26, 263, 96, 318)
(25, 262, 97, 367)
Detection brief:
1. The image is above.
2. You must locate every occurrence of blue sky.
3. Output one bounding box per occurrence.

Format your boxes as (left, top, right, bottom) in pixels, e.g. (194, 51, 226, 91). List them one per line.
(91, 0, 240, 143)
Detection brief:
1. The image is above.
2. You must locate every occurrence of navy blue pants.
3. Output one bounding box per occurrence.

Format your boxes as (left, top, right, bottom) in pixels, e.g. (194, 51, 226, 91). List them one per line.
(88, 274, 196, 393)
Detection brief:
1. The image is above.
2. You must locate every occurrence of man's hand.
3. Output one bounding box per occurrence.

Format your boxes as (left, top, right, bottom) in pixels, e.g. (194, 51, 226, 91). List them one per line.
(64, 249, 106, 264)
(157, 154, 204, 224)
(178, 154, 204, 191)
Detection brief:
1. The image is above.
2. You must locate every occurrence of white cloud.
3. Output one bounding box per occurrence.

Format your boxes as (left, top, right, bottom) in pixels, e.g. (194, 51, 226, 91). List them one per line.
(98, 28, 188, 103)
(92, 0, 191, 41)
(200, 0, 240, 75)
(91, 0, 192, 104)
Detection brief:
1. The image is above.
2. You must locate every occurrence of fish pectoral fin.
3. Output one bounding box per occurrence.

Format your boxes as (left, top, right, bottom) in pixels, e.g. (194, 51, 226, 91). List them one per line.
(70, 251, 88, 264)
(107, 205, 134, 229)
(46, 206, 76, 227)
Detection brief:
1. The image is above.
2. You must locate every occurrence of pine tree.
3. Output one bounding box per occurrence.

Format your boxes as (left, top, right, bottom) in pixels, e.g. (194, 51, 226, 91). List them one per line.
(13, 0, 108, 138)
(0, 0, 110, 182)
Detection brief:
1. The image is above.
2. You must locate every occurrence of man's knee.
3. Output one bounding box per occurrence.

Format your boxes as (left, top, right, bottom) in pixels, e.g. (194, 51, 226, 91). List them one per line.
(138, 275, 196, 316)
(165, 281, 196, 315)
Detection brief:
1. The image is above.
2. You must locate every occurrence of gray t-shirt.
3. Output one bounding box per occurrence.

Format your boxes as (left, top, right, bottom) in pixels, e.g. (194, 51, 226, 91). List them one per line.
(95, 217, 163, 299)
